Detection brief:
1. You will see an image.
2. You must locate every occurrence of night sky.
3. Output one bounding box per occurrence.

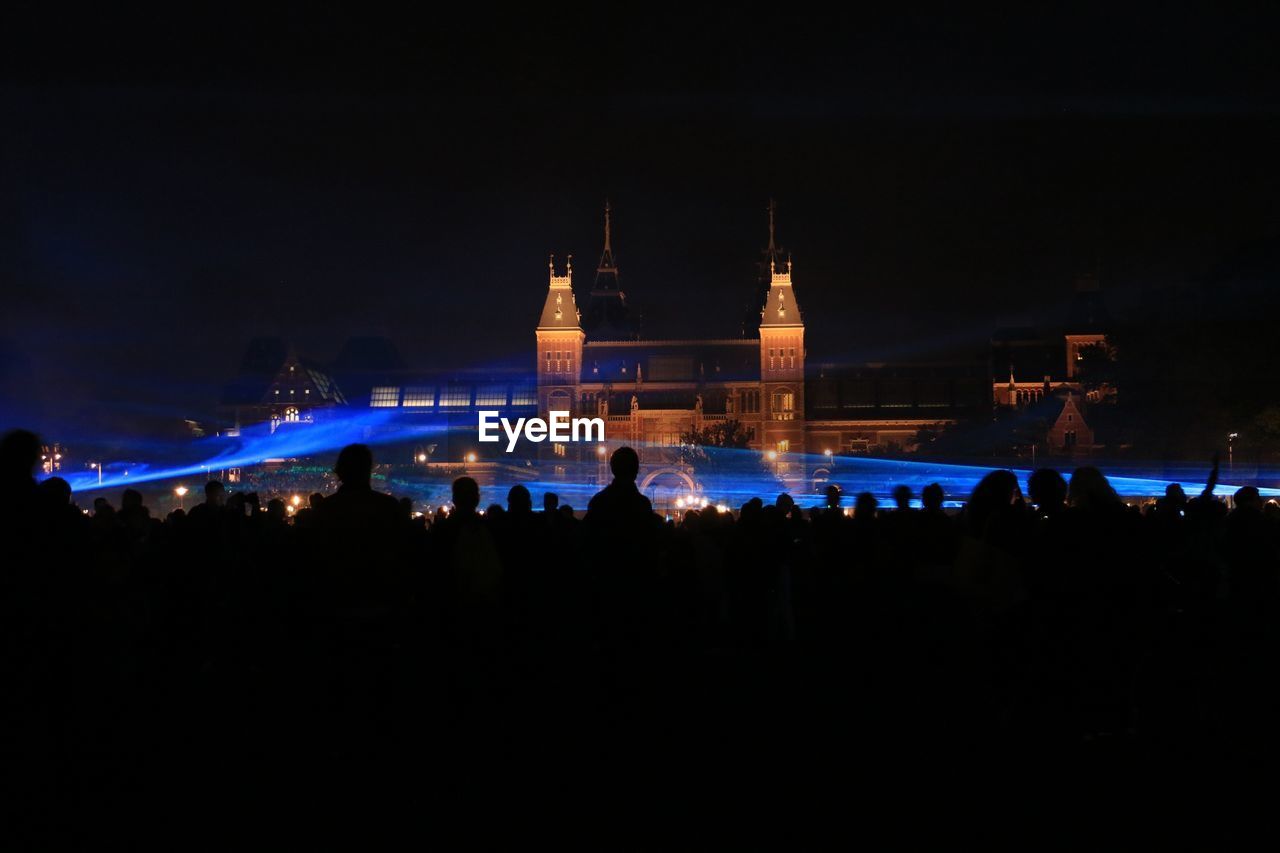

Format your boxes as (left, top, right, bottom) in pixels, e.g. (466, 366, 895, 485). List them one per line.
(3, 7, 1280, 436)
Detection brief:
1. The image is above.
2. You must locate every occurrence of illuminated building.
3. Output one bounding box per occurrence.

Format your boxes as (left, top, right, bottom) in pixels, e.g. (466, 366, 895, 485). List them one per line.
(535, 202, 989, 488)
(215, 203, 1116, 491)
(220, 339, 346, 434)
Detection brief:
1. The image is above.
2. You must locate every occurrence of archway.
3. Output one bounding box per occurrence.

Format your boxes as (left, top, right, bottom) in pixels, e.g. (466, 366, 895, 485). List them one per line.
(640, 467, 698, 515)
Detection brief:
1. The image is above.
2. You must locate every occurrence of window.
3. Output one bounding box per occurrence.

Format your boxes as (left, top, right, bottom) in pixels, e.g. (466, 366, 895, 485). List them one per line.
(440, 386, 471, 408)
(553, 443, 566, 457)
(772, 390, 795, 420)
(370, 386, 400, 407)
(739, 389, 761, 413)
(789, 347, 796, 369)
(475, 385, 507, 407)
(511, 386, 536, 406)
(284, 406, 299, 422)
(777, 439, 790, 453)
(403, 386, 436, 408)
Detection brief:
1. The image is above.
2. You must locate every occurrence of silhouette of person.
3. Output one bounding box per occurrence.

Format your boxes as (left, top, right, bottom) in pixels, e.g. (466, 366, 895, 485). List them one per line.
(186, 480, 226, 528)
(584, 447, 654, 529)
(0, 429, 41, 523)
(1028, 468, 1068, 518)
(314, 444, 402, 533)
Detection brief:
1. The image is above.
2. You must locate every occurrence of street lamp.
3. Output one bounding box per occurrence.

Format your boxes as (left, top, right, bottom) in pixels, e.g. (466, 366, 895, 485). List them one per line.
(175, 485, 188, 509)
(1229, 432, 1239, 470)
(90, 462, 102, 486)
(765, 448, 780, 481)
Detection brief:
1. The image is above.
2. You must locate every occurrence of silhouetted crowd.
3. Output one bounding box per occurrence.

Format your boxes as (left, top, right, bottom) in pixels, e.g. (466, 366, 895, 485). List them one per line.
(3, 427, 1279, 843)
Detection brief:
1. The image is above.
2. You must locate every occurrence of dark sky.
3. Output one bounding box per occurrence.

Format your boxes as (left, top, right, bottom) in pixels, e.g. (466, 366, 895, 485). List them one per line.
(3, 6, 1280, 432)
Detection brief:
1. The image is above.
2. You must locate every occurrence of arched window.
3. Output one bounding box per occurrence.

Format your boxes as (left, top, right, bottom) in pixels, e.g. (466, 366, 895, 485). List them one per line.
(284, 406, 299, 422)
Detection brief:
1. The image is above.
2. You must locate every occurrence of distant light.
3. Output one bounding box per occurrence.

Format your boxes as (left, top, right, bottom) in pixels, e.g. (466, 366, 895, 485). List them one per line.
(290, 494, 302, 506)
(174, 486, 189, 498)
(466, 452, 477, 463)
(766, 450, 778, 461)
(676, 498, 685, 508)
(417, 453, 428, 463)
(824, 449, 833, 457)
(597, 444, 607, 456)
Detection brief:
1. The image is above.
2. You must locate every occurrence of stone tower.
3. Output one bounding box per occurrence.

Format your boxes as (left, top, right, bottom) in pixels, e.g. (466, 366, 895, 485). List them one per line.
(758, 256, 806, 465)
(536, 254, 584, 419)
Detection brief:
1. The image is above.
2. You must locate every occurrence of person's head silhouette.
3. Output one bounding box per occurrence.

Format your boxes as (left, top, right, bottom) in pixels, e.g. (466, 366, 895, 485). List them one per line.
(508, 484, 532, 514)
(452, 476, 480, 514)
(825, 484, 841, 509)
(334, 444, 374, 488)
(892, 484, 912, 510)
(610, 446, 640, 484)
(204, 480, 226, 507)
(543, 491, 559, 512)
(1028, 468, 1067, 512)
(38, 476, 72, 506)
(922, 483, 944, 512)
(1234, 486, 1263, 511)
(0, 429, 41, 485)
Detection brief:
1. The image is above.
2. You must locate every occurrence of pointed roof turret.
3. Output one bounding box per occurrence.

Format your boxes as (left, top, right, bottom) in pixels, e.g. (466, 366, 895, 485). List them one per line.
(759, 255, 803, 328)
(537, 254, 582, 331)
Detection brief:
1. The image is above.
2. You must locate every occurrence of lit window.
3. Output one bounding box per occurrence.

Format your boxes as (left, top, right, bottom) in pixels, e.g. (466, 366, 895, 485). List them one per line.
(475, 385, 507, 407)
(370, 386, 400, 407)
(772, 390, 795, 420)
(440, 386, 471, 407)
(777, 439, 790, 453)
(403, 386, 436, 407)
(511, 386, 536, 406)
(284, 406, 299, 422)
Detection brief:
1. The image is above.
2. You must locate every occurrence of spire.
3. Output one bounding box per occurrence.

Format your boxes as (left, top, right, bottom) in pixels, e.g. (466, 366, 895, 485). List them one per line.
(604, 200, 612, 254)
(581, 200, 635, 339)
(597, 199, 617, 276)
(747, 199, 788, 335)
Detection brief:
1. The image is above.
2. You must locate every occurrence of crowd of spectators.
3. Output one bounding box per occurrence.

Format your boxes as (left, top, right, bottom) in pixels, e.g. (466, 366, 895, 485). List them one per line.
(3, 428, 1278, 842)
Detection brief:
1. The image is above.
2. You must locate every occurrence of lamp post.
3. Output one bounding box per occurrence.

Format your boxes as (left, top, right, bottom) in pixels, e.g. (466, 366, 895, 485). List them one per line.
(90, 462, 102, 486)
(175, 485, 188, 510)
(766, 448, 780, 481)
(1228, 432, 1239, 471)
